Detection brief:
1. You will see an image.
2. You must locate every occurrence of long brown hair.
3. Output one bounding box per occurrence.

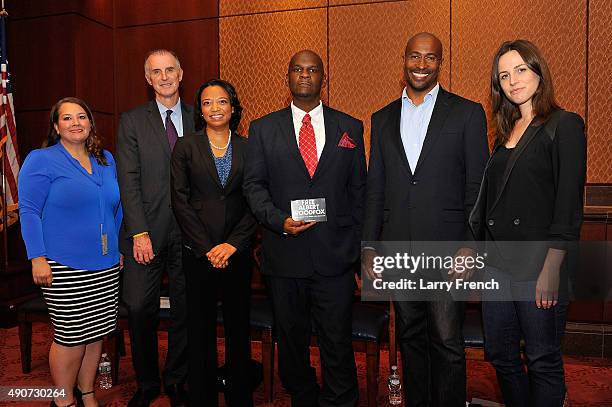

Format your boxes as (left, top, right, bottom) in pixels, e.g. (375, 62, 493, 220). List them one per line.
(490, 39, 560, 145)
(45, 97, 108, 165)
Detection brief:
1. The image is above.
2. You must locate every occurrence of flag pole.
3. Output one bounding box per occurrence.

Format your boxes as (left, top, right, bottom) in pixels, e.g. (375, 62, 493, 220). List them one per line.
(2, 138, 7, 271)
(1, 0, 9, 270)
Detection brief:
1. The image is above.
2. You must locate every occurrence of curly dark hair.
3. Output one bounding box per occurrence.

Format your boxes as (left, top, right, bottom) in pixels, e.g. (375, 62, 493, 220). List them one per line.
(45, 97, 108, 165)
(193, 79, 243, 132)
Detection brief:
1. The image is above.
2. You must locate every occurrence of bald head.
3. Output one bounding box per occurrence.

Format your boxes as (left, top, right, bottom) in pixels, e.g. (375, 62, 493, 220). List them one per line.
(288, 49, 324, 74)
(287, 49, 326, 111)
(405, 32, 443, 58)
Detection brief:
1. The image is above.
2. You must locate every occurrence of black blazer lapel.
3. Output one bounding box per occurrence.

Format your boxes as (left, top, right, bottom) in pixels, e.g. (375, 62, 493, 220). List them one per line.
(181, 101, 195, 135)
(414, 87, 451, 174)
(146, 100, 171, 158)
(488, 123, 540, 213)
(312, 106, 341, 180)
(386, 99, 413, 177)
(224, 132, 242, 190)
(278, 106, 311, 179)
(194, 131, 223, 190)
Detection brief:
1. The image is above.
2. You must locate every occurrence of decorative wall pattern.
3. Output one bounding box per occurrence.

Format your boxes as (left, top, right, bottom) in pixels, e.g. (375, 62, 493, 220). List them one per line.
(219, 0, 609, 182)
(219, 9, 328, 135)
(328, 0, 450, 156)
(219, 0, 326, 17)
(586, 0, 612, 183)
(452, 0, 587, 136)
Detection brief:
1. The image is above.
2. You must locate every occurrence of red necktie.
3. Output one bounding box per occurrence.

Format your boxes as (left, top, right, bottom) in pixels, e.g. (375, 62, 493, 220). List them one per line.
(299, 113, 318, 177)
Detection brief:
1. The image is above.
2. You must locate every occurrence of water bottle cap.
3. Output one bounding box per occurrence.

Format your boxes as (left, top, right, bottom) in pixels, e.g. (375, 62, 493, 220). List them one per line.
(391, 365, 397, 370)
(102, 353, 107, 357)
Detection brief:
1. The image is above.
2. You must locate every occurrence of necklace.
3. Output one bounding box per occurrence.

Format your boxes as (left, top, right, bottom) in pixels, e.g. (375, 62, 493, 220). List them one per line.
(209, 131, 231, 150)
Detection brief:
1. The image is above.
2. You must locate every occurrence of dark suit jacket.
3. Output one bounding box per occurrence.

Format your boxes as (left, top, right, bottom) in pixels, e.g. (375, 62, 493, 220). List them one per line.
(243, 105, 367, 278)
(468, 111, 586, 279)
(116, 100, 195, 254)
(363, 87, 489, 243)
(170, 131, 257, 257)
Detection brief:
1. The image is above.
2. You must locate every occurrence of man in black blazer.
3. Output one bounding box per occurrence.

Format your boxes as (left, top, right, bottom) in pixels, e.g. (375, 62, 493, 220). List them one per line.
(244, 50, 366, 407)
(116, 49, 193, 407)
(362, 33, 489, 407)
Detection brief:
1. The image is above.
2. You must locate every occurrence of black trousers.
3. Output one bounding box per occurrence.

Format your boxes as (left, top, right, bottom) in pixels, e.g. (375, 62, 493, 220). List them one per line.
(394, 300, 466, 407)
(267, 271, 358, 407)
(121, 226, 188, 391)
(183, 247, 253, 407)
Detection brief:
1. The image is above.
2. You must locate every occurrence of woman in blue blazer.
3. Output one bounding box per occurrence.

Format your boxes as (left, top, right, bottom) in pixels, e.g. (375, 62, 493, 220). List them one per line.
(19, 97, 122, 407)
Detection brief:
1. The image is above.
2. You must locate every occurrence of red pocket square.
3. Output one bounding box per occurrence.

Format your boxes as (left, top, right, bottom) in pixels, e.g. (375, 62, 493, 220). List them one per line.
(338, 132, 356, 148)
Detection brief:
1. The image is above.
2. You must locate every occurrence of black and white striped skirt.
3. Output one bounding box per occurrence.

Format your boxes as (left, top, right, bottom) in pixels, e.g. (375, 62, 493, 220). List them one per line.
(41, 260, 120, 346)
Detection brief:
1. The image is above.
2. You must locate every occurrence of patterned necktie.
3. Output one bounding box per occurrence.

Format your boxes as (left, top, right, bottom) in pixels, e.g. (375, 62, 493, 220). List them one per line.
(298, 113, 318, 177)
(165, 110, 178, 151)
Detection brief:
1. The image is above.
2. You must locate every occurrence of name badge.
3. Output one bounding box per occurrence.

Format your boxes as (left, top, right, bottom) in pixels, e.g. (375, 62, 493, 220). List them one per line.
(100, 224, 108, 256)
(291, 198, 327, 222)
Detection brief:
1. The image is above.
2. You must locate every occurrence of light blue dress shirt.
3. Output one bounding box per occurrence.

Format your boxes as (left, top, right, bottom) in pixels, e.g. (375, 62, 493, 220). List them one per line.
(156, 98, 184, 137)
(400, 83, 440, 173)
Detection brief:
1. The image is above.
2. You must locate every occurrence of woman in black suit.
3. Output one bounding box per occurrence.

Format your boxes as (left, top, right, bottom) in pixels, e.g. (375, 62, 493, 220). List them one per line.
(469, 40, 586, 407)
(171, 79, 257, 406)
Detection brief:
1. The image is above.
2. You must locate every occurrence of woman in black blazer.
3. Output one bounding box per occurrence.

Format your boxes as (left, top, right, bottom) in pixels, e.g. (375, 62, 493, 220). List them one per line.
(171, 79, 257, 406)
(469, 40, 586, 406)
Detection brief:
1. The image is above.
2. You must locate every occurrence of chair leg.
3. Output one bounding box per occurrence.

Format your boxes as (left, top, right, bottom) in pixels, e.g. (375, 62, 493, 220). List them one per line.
(366, 341, 380, 407)
(389, 301, 397, 369)
(18, 320, 32, 373)
(261, 329, 274, 403)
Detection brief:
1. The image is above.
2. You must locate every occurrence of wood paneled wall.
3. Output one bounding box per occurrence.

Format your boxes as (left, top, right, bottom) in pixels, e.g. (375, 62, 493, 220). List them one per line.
(8, 0, 219, 159)
(2, 0, 219, 298)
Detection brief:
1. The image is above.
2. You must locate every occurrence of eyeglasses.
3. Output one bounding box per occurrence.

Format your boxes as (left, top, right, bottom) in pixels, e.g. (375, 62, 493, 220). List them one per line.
(405, 54, 441, 64)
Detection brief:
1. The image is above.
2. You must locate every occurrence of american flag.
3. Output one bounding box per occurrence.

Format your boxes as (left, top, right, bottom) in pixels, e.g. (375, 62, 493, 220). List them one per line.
(0, 11, 19, 225)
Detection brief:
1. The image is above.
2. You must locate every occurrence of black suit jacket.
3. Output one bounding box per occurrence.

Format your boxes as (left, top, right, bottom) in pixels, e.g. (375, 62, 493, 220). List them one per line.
(468, 111, 586, 279)
(363, 87, 489, 243)
(171, 131, 257, 257)
(116, 100, 195, 254)
(243, 105, 367, 278)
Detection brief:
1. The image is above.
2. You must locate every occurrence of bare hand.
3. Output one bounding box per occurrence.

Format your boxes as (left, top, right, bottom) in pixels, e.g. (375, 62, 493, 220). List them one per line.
(32, 257, 52, 287)
(119, 254, 124, 270)
(133, 234, 154, 265)
(283, 217, 315, 236)
(207, 243, 237, 269)
(361, 248, 380, 280)
(448, 247, 477, 281)
(536, 266, 559, 309)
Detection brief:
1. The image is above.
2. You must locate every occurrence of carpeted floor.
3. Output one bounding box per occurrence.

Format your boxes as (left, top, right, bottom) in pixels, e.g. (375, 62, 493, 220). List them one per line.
(1, 323, 611, 406)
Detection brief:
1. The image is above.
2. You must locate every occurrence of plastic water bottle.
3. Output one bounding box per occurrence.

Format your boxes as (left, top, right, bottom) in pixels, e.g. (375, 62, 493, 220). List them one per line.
(98, 353, 112, 389)
(388, 365, 402, 405)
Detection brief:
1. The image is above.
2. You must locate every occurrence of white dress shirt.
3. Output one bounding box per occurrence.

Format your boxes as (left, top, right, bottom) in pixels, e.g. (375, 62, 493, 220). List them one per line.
(291, 101, 325, 159)
(400, 83, 439, 173)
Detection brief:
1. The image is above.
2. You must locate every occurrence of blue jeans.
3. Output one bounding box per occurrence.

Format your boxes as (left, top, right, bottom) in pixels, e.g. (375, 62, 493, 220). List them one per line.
(482, 269, 568, 407)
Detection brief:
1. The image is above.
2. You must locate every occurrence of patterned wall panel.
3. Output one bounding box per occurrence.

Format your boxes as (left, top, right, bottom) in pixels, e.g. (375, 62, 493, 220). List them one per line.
(330, 0, 405, 5)
(329, 1, 450, 155)
(452, 0, 587, 138)
(220, 0, 326, 17)
(587, 0, 612, 183)
(219, 9, 328, 135)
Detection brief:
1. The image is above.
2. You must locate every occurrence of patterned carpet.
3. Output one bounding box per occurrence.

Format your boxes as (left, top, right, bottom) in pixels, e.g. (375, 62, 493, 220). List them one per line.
(1, 323, 611, 406)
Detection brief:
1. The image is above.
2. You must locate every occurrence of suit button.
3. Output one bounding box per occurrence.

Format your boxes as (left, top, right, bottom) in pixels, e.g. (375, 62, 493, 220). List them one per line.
(513, 218, 520, 225)
(411, 180, 418, 185)
(488, 219, 495, 226)
(220, 195, 225, 200)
